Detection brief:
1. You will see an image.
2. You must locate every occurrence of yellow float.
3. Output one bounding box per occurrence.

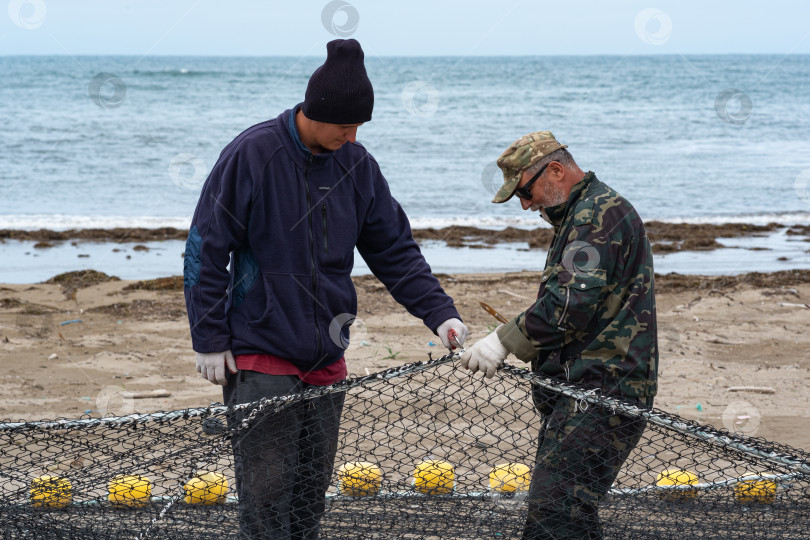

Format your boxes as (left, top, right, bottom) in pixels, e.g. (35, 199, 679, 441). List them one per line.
(489, 463, 531, 493)
(184, 471, 229, 504)
(108, 474, 152, 508)
(30, 475, 72, 508)
(413, 459, 454, 495)
(655, 469, 699, 501)
(337, 462, 382, 497)
(734, 476, 777, 504)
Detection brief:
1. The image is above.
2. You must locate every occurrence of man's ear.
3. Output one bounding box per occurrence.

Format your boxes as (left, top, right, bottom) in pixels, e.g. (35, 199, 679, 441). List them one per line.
(547, 161, 565, 181)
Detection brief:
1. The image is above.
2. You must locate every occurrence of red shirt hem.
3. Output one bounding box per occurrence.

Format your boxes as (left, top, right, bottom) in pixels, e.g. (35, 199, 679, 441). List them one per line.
(235, 354, 347, 386)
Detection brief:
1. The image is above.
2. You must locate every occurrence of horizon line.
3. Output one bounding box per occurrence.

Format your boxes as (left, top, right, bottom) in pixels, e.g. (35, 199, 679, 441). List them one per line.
(2, 52, 809, 58)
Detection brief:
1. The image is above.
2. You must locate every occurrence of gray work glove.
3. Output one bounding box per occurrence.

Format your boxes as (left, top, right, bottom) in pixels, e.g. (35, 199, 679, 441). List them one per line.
(459, 330, 508, 378)
(196, 350, 237, 386)
(437, 318, 469, 350)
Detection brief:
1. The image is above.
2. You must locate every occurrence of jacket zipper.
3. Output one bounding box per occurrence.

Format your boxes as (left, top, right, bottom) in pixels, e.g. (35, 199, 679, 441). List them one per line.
(322, 203, 328, 253)
(304, 155, 322, 360)
(558, 287, 570, 330)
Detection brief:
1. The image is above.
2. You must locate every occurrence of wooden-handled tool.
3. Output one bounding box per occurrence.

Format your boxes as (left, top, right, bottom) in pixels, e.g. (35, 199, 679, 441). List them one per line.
(479, 301, 509, 324)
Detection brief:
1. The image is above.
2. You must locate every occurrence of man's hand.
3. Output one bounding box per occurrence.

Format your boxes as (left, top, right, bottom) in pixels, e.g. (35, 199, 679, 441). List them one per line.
(437, 318, 469, 350)
(196, 350, 237, 386)
(459, 330, 508, 378)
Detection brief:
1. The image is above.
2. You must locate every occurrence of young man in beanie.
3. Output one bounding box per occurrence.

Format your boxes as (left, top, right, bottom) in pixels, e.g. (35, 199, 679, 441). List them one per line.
(459, 132, 657, 539)
(184, 39, 467, 538)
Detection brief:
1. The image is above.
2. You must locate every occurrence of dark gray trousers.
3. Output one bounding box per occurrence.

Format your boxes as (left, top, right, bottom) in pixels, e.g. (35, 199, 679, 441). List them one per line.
(223, 370, 345, 540)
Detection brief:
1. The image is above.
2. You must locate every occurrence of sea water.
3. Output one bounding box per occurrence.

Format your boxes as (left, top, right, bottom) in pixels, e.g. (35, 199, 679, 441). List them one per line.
(1, 55, 809, 281)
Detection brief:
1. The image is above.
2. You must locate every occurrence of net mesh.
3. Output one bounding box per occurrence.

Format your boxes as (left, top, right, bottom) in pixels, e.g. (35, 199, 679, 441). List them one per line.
(1, 352, 808, 539)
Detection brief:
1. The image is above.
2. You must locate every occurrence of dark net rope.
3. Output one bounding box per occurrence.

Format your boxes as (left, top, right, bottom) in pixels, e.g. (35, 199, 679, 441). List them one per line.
(0, 353, 807, 539)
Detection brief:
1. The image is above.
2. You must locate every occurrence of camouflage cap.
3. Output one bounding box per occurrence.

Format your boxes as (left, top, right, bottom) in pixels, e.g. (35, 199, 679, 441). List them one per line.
(492, 131, 568, 203)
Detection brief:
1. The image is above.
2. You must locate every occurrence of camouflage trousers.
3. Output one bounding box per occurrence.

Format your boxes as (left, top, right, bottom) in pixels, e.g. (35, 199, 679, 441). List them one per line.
(523, 394, 648, 540)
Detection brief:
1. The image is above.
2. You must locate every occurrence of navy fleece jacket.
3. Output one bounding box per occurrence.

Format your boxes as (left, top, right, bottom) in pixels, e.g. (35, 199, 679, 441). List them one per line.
(183, 106, 460, 371)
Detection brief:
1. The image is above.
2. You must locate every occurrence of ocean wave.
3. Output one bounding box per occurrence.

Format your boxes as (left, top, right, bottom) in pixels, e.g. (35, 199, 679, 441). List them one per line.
(407, 216, 551, 230)
(131, 68, 225, 77)
(403, 213, 810, 230)
(0, 215, 191, 231)
(654, 212, 810, 226)
(2, 212, 809, 232)
(0, 214, 552, 232)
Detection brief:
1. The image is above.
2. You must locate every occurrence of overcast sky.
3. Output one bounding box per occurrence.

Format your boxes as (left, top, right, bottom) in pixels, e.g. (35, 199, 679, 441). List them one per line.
(3, 0, 810, 57)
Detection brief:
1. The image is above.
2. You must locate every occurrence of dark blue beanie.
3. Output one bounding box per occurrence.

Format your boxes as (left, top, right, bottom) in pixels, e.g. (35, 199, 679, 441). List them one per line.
(302, 39, 374, 124)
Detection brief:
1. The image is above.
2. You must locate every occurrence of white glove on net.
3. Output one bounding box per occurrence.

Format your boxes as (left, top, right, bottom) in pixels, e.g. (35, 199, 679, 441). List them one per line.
(459, 330, 508, 379)
(196, 350, 237, 386)
(437, 318, 469, 350)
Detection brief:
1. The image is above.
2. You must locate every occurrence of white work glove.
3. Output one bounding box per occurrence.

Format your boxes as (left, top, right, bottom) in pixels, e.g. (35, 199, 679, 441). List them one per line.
(459, 330, 508, 379)
(196, 350, 237, 386)
(437, 318, 469, 350)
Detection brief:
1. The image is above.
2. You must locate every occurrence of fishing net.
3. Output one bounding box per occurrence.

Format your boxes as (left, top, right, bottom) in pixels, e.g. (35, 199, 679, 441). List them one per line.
(1, 352, 808, 539)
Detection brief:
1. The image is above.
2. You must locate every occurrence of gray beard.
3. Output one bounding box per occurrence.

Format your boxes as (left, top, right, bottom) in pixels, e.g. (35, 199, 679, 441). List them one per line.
(546, 185, 568, 208)
(539, 185, 567, 225)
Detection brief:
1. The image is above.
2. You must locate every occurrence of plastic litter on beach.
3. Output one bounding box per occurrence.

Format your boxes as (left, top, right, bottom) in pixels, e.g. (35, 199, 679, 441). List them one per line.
(735, 415, 752, 426)
(778, 302, 810, 308)
(59, 319, 82, 326)
(120, 390, 171, 399)
(727, 386, 776, 394)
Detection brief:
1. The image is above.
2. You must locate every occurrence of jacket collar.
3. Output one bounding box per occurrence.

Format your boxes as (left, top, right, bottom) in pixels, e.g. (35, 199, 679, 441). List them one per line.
(287, 103, 312, 157)
(544, 171, 595, 228)
(284, 103, 334, 164)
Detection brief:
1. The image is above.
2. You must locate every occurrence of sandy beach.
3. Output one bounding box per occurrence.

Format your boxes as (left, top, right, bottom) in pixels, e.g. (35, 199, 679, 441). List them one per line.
(1, 266, 809, 452)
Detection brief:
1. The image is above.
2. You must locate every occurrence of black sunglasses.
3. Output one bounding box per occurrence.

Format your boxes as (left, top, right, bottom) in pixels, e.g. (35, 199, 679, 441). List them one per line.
(514, 163, 550, 200)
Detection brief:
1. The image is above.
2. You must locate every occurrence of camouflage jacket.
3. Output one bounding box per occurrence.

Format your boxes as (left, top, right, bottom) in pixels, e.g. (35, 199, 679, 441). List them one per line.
(497, 172, 658, 399)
